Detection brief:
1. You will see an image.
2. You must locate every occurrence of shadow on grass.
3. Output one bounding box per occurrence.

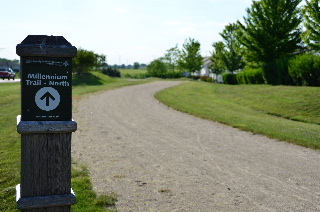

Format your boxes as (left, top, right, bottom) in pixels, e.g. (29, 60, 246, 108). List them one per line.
(73, 73, 104, 86)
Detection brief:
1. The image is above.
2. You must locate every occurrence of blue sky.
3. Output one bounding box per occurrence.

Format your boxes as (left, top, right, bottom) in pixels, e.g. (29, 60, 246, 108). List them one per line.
(1, 0, 252, 65)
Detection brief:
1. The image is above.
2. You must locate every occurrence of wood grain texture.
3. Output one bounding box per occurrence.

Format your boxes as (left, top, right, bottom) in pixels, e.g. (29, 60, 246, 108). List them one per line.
(21, 133, 72, 196)
(18, 133, 74, 211)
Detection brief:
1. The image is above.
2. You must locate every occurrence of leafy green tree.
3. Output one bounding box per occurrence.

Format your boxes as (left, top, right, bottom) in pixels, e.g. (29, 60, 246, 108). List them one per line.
(303, 0, 320, 51)
(95, 54, 107, 67)
(211, 23, 245, 74)
(210, 41, 225, 76)
(163, 45, 180, 72)
(237, 0, 302, 85)
(133, 62, 140, 69)
(178, 38, 203, 75)
(73, 48, 97, 75)
(147, 59, 167, 77)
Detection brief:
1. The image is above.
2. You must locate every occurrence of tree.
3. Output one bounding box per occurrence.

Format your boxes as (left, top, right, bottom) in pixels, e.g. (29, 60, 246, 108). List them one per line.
(147, 59, 167, 77)
(73, 48, 97, 75)
(220, 23, 245, 73)
(133, 62, 140, 69)
(210, 42, 225, 76)
(211, 23, 245, 74)
(178, 38, 203, 75)
(163, 45, 180, 72)
(303, 0, 320, 51)
(95, 54, 107, 68)
(237, 0, 302, 85)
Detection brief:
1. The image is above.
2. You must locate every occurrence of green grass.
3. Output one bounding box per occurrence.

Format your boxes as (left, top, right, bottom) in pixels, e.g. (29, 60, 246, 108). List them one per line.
(218, 84, 320, 125)
(0, 72, 152, 212)
(73, 71, 152, 96)
(0, 83, 22, 212)
(119, 69, 147, 78)
(119, 69, 147, 75)
(155, 82, 320, 149)
(71, 161, 118, 212)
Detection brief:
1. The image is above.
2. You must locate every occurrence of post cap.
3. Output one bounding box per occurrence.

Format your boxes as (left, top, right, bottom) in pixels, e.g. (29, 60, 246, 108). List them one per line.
(16, 35, 77, 57)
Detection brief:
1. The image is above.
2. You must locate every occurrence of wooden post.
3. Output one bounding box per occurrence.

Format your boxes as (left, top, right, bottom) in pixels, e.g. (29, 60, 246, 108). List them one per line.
(16, 35, 77, 212)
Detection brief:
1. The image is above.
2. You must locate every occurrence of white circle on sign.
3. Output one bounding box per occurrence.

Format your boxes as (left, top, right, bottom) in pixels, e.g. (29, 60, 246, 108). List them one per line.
(35, 87, 60, 111)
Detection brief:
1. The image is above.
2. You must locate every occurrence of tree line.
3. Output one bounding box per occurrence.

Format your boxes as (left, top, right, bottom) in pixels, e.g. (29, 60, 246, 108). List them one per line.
(148, 0, 320, 86)
(72, 49, 143, 76)
(72, 0, 320, 85)
(211, 0, 320, 85)
(147, 38, 203, 79)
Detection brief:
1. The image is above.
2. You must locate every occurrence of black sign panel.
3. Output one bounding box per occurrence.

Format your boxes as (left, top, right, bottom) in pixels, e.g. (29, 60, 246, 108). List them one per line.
(21, 57, 72, 121)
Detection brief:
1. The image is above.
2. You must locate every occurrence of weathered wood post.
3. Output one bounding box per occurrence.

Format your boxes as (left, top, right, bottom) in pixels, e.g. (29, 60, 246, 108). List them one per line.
(16, 35, 77, 212)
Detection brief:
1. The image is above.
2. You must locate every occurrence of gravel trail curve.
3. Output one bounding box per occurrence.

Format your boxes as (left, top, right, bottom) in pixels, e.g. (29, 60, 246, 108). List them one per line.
(72, 81, 320, 212)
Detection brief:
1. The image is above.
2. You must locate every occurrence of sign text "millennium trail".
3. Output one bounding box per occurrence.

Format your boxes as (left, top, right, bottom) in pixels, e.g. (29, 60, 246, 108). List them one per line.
(26, 73, 69, 86)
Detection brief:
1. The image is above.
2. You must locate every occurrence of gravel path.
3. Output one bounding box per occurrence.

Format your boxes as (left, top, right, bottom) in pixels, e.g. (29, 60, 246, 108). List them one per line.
(72, 81, 320, 212)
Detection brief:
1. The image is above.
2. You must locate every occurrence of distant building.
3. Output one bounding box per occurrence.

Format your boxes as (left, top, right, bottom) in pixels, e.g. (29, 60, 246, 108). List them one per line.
(200, 57, 212, 77)
(199, 57, 223, 83)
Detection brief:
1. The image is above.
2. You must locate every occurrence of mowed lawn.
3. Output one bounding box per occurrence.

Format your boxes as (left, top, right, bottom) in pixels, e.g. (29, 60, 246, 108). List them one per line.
(155, 82, 320, 149)
(119, 69, 147, 78)
(119, 69, 147, 75)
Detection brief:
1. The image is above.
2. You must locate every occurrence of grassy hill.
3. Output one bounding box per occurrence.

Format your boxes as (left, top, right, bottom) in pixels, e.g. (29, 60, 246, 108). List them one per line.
(155, 82, 320, 149)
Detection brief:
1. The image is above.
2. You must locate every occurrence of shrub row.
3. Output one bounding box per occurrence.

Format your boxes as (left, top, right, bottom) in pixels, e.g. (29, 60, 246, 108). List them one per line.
(123, 73, 150, 79)
(237, 68, 264, 84)
(222, 73, 238, 84)
(148, 71, 184, 79)
(102, 68, 121, 77)
(289, 53, 320, 86)
(223, 53, 320, 86)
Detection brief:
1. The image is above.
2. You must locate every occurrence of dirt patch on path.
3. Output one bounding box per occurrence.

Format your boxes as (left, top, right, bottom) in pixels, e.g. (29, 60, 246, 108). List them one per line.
(72, 81, 320, 212)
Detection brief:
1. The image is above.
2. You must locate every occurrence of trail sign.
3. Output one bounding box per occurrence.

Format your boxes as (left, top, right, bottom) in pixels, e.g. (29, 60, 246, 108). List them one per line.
(16, 35, 77, 212)
(17, 36, 77, 121)
(20, 57, 72, 120)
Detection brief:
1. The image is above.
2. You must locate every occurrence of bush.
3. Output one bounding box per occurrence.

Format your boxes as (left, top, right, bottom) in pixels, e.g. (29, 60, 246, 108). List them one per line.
(222, 73, 238, 84)
(236, 71, 246, 84)
(191, 75, 200, 80)
(199, 76, 215, 83)
(102, 68, 121, 77)
(289, 53, 320, 86)
(237, 68, 265, 84)
(200, 76, 209, 82)
(207, 77, 215, 83)
(147, 59, 183, 79)
(165, 71, 184, 79)
(124, 73, 149, 79)
(147, 59, 167, 77)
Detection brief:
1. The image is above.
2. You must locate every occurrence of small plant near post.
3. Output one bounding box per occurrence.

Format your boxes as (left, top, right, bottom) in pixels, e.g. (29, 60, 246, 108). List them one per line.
(16, 35, 77, 212)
